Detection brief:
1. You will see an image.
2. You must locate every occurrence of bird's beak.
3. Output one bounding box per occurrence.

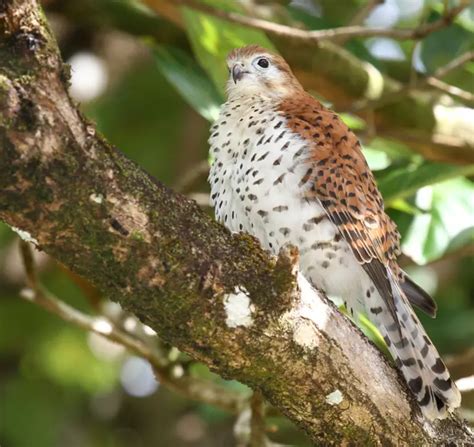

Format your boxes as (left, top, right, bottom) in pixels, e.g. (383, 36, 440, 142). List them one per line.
(232, 64, 245, 84)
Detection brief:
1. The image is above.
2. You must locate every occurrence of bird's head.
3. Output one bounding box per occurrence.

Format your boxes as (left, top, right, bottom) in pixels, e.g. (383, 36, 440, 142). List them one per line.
(226, 45, 304, 100)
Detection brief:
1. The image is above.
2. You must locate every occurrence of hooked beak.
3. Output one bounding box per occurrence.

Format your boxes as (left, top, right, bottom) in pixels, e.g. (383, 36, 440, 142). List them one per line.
(232, 64, 246, 84)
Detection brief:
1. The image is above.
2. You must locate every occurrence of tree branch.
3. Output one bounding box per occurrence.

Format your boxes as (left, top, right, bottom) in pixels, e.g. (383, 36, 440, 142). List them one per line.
(334, 0, 384, 45)
(141, 0, 474, 165)
(19, 241, 246, 413)
(249, 391, 267, 447)
(171, 0, 469, 43)
(353, 50, 474, 111)
(0, 1, 473, 444)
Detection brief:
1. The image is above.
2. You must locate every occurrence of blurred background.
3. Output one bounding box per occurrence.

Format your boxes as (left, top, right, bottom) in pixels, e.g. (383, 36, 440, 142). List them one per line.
(0, 0, 473, 446)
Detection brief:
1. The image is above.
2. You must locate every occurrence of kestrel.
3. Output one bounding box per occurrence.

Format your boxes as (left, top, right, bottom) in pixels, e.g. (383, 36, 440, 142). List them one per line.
(208, 45, 460, 419)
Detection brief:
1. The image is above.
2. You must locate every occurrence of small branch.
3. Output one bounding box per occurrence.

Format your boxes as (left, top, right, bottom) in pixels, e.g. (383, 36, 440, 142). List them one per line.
(432, 50, 474, 79)
(456, 375, 474, 393)
(250, 390, 267, 447)
(140, 0, 474, 165)
(334, 0, 384, 45)
(347, 0, 384, 26)
(398, 243, 474, 269)
(187, 191, 211, 208)
(353, 50, 474, 111)
(426, 77, 474, 104)
(446, 347, 474, 370)
(171, 0, 469, 43)
(173, 160, 210, 193)
(18, 241, 246, 414)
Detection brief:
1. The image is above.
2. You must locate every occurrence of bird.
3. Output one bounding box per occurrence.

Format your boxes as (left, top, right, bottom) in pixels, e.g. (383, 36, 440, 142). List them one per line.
(208, 44, 461, 420)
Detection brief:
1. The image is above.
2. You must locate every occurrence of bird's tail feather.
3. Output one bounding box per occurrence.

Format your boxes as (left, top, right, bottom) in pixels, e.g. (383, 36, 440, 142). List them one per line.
(370, 271, 461, 419)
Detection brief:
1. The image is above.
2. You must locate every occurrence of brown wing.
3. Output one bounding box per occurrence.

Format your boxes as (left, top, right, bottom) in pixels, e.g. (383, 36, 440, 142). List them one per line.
(279, 94, 402, 319)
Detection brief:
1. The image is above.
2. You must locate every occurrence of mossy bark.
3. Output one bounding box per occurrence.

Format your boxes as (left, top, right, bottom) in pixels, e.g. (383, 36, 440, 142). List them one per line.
(0, 1, 473, 445)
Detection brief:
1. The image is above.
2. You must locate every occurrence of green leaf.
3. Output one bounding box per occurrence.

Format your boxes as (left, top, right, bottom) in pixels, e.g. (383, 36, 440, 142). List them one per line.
(362, 147, 391, 171)
(181, 0, 275, 93)
(0, 221, 14, 248)
(364, 137, 413, 159)
(388, 198, 422, 216)
(444, 226, 474, 253)
(420, 12, 474, 73)
(377, 161, 474, 204)
(402, 178, 474, 264)
(153, 45, 223, 122)
(358, 314, 391, 358)
(339, 112, 366, 130)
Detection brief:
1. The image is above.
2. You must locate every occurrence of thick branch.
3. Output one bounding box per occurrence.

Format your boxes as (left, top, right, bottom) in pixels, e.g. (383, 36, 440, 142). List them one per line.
(18, 241, 247, 413)
(0, 1, 472, 445)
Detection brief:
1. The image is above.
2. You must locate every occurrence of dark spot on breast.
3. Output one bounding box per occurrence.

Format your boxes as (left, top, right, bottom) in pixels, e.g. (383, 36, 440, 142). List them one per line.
(258, 151, 269, 161)
(273, 205, 288, 212)
(273, 173, 286, 185)
(275, 131, 286, 142)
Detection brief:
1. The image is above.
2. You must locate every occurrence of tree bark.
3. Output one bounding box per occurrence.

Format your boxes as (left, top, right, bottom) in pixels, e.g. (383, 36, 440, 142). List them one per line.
(0, 1, 472, 445)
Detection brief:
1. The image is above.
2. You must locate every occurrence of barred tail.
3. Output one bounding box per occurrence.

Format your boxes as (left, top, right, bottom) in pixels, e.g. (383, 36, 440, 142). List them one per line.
(369, 272, 461, 419)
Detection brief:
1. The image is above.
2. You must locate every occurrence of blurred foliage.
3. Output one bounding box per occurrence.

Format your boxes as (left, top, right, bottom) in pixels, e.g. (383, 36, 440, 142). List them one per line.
(1, 0, 473, 446)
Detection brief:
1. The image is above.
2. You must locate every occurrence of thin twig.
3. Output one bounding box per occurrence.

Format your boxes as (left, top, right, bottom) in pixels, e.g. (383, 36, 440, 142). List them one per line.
(426, 77, 474, 104)
(188, 191, 211, 207)
(347, 0, 384, 26)
(432, 50, 474, 79)
(174, 160, 209, 193)
(335, 0, 384, 45)
(455, 375, 474, 393)
(249, 390, 267, 447)
(352, 50, 474, 111)
(18, 241, 246, 413)
(446, 347, 474, 369)
(172, 0, 469, 43)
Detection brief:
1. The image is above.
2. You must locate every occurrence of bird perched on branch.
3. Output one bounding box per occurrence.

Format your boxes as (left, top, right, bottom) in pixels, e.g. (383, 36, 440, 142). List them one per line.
(208, 45, 461, 420)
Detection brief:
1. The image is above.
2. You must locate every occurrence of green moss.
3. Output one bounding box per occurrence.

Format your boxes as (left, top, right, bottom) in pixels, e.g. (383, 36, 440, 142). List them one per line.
(129, 230, 146, 241)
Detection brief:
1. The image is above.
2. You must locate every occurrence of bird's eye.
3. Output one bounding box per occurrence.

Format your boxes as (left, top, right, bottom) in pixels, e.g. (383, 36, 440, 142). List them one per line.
(257, 57, 269, 68)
